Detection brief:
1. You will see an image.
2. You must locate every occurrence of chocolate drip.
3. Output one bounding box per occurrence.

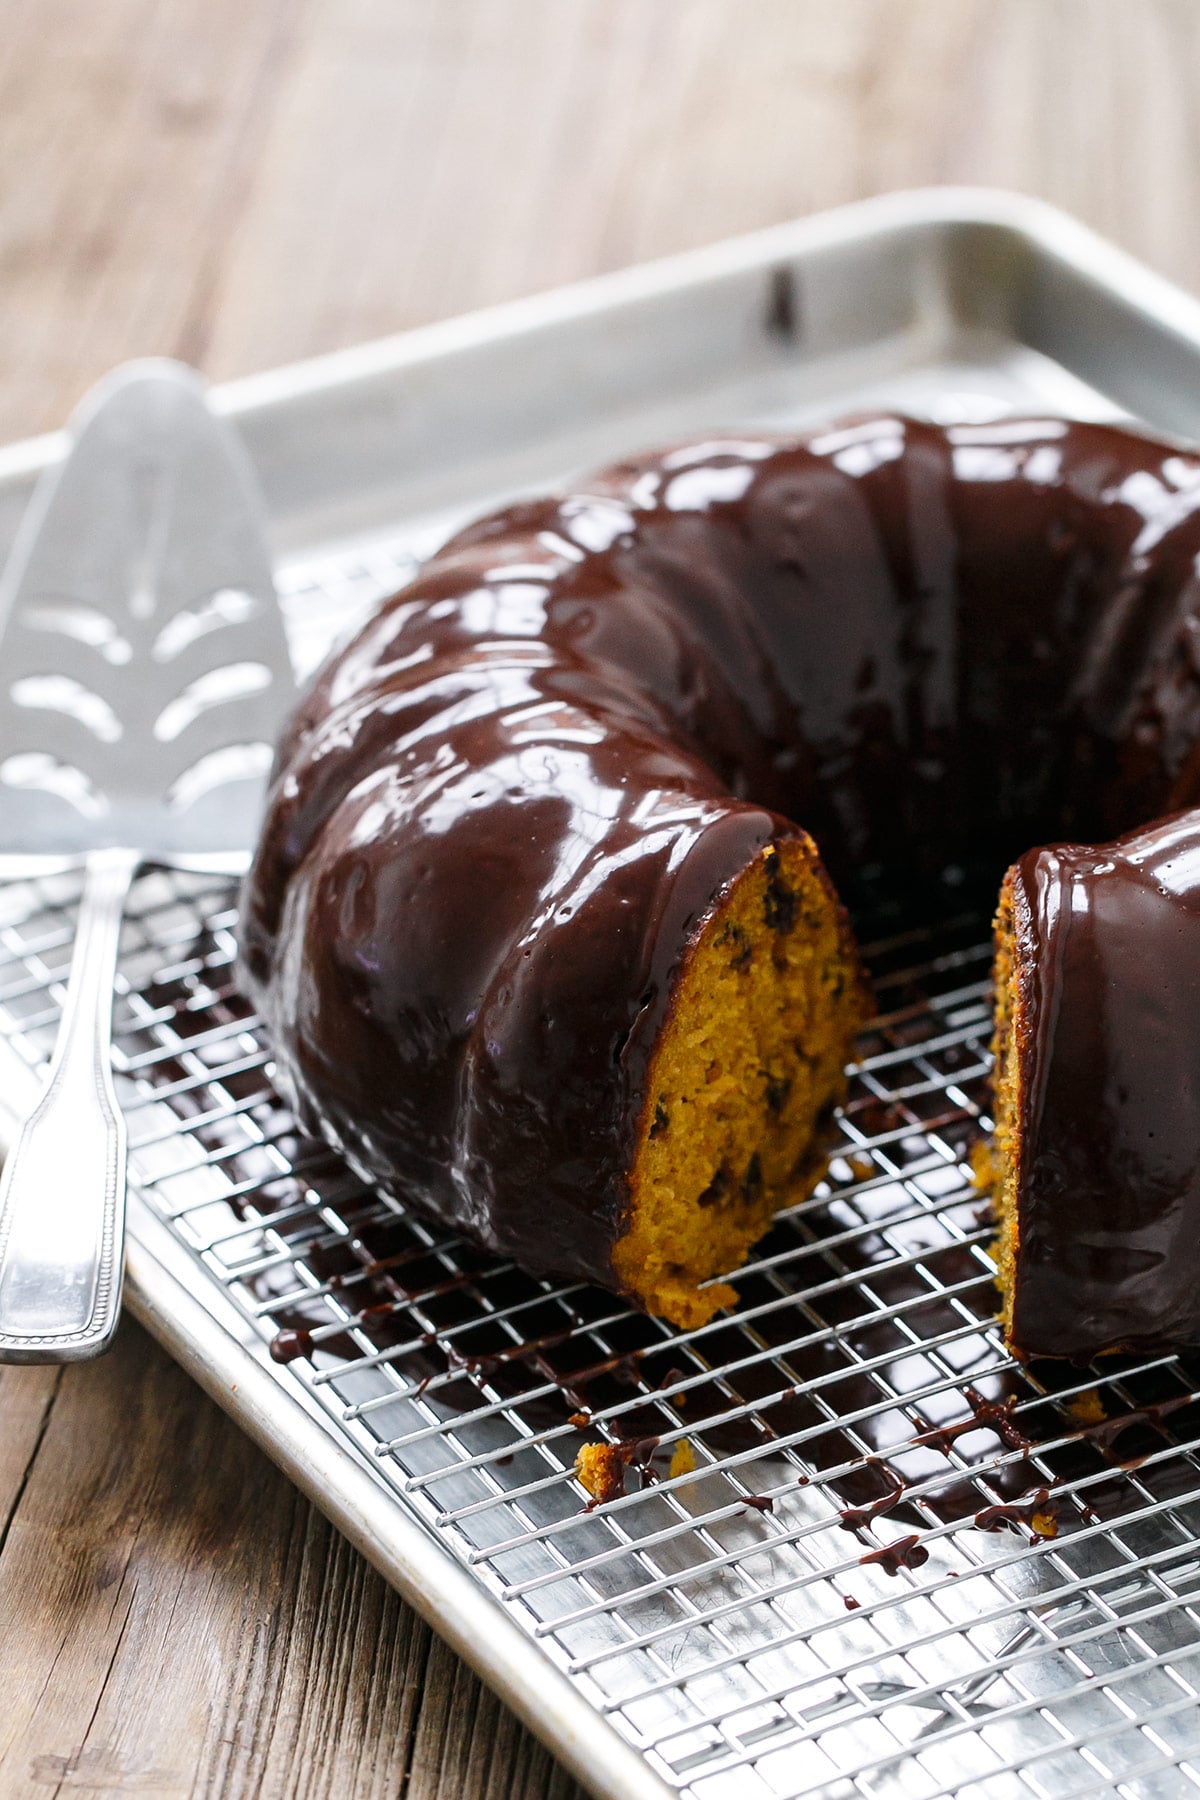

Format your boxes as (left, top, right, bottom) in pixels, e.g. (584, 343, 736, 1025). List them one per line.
(839, 1466, 905, 1531)
(974, 1486, 1057, 1542)
(859, 1534, 929, 1575)
(269, 1327, 313, 1365)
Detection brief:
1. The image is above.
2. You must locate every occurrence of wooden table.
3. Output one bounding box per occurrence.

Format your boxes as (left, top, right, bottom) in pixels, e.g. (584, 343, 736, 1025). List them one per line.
(2, 3, 1199, 1794)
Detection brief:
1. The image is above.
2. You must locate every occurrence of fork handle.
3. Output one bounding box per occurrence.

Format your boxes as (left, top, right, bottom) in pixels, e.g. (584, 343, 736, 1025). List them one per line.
(0, 846, 139, 1362)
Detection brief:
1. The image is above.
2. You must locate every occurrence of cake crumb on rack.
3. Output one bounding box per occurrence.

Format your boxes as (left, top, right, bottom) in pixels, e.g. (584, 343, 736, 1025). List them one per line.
(1066, 1389, 1107, 1425)
(575, 1443, 627, 1505)
(668, 1439, 696, 1480)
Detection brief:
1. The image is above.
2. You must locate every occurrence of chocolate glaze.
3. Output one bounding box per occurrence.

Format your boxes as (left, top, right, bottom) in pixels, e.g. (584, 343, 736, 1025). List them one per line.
(241, 416, 1200, 1313)
(839, 1466, 905, 1531)
(268, 1326, 313, 1365)
(961, 1385, 1033, 1452)
(859, 1534, 929, 1575)
(1008, 813, 1200, 1356)
(974, 1486, 1056, 1541)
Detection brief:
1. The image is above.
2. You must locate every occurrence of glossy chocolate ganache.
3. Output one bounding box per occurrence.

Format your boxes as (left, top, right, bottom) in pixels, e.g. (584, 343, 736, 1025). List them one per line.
(241, 414, 1200, 1346)
(994, 810, 1200, 1357)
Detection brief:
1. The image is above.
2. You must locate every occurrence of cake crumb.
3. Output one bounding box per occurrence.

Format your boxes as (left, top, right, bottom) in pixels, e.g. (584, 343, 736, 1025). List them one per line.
(575, 1443, 627, 1506)
(969, 1138, 999, 1191)
(668, 1439, 696, 1480)
(1031, 1509, 1059, 1540)
(1066, 1389, 1107, 1425)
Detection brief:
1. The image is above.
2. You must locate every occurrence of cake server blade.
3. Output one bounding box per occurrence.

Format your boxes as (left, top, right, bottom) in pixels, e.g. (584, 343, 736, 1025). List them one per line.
(0, 360, 295, 1363)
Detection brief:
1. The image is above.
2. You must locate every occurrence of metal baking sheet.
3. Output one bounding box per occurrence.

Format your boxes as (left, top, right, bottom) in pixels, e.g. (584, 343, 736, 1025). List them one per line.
(4, 188, 1200, 1799)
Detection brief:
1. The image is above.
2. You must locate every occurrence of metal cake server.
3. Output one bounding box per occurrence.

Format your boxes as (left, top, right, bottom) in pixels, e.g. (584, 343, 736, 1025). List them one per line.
(0, 360, 295, 1363)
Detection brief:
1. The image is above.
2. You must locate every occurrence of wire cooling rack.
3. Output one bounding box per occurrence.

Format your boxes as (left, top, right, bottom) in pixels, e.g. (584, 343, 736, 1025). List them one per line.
(4, 542, 1200, 1800)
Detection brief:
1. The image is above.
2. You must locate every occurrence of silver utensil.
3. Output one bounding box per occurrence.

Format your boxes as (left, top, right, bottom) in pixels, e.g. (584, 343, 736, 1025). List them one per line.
(0, 360, 295, 1363)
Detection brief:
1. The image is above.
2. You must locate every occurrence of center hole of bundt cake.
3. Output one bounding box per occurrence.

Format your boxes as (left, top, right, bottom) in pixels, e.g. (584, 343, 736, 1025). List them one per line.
(611, 838, 863, 1331)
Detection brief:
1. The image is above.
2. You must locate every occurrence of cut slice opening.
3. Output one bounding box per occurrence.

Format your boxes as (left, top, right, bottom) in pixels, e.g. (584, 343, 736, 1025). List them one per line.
(990, 870, 1024, 1347)
(612, 836, 867, 1329)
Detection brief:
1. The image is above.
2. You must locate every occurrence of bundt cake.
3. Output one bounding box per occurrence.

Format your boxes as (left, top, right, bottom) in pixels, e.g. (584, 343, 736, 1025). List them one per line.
(241, 414, 1200, 1340)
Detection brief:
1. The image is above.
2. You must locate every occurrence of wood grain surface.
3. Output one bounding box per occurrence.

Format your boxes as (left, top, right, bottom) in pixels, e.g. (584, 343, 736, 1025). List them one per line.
(1, 2, 1199, 1795)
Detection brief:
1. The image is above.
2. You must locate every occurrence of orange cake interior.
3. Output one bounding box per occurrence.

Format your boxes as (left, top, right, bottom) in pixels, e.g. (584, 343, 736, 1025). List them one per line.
(611, 837, 867, 1330)
(989, 871, 1024, 1345)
